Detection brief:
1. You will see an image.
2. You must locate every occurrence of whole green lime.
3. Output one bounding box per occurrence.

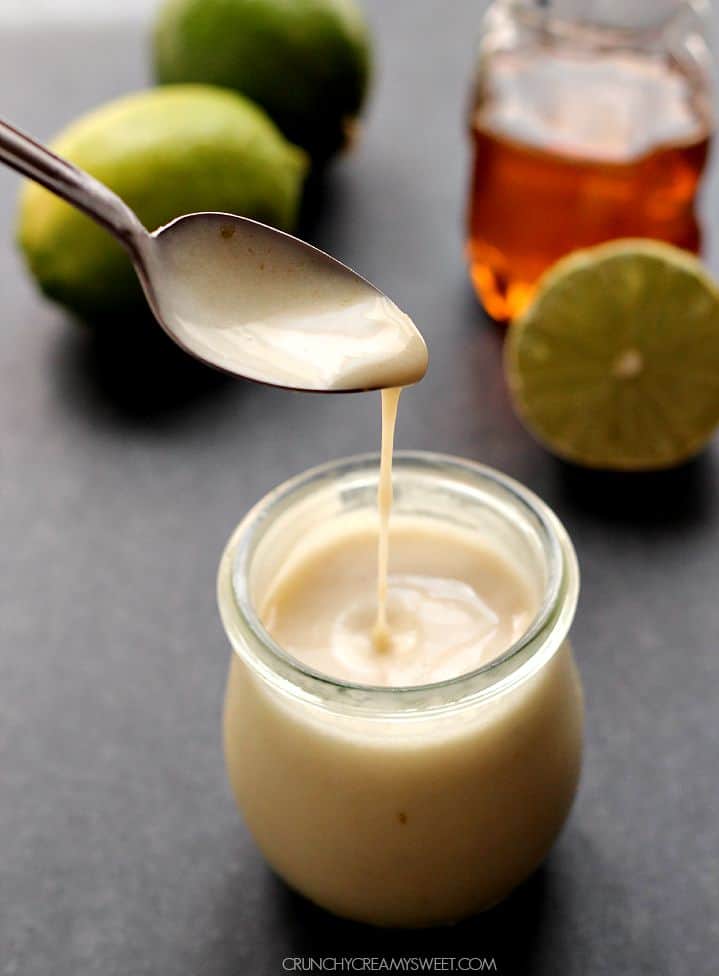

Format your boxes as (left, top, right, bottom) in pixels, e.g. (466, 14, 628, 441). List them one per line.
(18, 85, 308, 323)
(153, 0, 372, 162)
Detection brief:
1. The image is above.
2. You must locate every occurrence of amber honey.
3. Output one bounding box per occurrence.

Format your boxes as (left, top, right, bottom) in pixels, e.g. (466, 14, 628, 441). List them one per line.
(466, 51, 713, 321)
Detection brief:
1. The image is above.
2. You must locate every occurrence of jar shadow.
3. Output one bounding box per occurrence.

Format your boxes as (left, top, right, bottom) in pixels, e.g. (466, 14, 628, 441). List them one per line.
(201, 826, 666, 975)
(266, 866, 554, 971)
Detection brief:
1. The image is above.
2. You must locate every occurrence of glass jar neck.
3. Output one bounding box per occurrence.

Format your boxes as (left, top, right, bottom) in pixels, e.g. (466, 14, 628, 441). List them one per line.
(218, 452, 580, 718)
(500, 0, 704, 34)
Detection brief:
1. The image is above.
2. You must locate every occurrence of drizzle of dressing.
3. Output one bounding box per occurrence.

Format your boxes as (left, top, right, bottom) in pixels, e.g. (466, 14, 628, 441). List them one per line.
(373, 387, 401, 651)
(151, 218, 433, 661)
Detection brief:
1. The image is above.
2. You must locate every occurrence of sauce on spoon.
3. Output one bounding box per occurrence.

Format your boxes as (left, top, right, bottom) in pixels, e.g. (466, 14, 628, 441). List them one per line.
(149, 216, 428, 391)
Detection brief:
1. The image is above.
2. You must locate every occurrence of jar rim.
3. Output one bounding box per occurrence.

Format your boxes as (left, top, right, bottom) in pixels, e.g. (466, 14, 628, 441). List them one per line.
(218, 452, 580, 713)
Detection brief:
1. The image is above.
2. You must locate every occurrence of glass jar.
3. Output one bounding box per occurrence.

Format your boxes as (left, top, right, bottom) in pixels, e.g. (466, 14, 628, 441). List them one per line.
(217, 452, 583, 927)
(466, 0, 714, 321)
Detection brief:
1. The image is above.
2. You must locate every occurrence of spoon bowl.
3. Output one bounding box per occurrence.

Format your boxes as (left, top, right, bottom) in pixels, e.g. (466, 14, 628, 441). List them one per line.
(141, 212, 427, 392)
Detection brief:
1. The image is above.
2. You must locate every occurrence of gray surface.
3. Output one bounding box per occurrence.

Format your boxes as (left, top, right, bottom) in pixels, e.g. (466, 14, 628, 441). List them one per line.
(1, 4, 718, 975)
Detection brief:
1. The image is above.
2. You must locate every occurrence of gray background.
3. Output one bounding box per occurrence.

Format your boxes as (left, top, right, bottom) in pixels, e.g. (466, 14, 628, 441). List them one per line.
(1, 3, 718, 974)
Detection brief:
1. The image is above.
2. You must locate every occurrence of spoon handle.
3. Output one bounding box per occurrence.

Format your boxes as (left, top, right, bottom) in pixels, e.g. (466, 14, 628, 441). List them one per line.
(0, 117, 148, 257)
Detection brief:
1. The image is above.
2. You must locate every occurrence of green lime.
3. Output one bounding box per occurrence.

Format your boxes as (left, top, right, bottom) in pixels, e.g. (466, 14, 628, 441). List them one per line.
(505, 239, 719, 470)
(18, 85, 308, 323)
(153, 0, 372, 162)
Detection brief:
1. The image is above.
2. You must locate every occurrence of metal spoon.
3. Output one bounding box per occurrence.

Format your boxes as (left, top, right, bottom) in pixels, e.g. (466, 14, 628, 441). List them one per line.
(0, 117, 427, 392)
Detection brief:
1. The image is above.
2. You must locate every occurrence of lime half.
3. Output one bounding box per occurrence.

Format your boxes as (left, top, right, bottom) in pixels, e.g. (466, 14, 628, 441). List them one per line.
(505, 239, 719, 470)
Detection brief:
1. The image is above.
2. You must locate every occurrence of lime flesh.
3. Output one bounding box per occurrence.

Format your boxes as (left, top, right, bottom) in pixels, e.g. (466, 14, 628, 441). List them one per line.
(505, 239, 719, 470)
